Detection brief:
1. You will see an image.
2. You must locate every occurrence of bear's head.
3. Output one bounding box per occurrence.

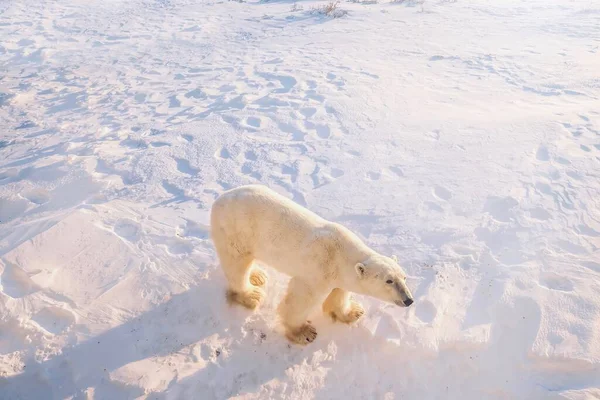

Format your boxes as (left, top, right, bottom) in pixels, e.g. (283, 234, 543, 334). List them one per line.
(354, 254, 414, 307)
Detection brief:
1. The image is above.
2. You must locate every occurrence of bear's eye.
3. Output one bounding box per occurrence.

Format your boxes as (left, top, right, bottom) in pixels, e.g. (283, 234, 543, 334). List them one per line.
(386, 279, 393, 285)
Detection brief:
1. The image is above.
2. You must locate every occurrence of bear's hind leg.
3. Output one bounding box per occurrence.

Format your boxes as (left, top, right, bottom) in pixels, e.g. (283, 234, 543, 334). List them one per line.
(278, 278, 328, 345)
(322, 288, 364, 324)
(216, 250, 265, 310)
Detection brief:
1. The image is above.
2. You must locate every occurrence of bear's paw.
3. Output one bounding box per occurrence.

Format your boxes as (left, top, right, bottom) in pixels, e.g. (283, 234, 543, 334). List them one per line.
(286, 323, 317, 345)
(226, 287, 265, 310)
(249, 267, 268, 287)
(331, 300, 365, 324)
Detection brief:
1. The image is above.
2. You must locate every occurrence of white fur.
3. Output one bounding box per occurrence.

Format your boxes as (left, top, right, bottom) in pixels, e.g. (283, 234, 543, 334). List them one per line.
(210, 184, 414, 344)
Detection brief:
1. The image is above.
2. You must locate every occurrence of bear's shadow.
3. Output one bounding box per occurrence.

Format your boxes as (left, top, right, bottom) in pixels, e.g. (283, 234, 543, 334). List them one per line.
(0, 275, 301, 400)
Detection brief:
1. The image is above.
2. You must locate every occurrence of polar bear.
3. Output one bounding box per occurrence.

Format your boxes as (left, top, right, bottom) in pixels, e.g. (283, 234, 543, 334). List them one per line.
(210, 184, 414, 344)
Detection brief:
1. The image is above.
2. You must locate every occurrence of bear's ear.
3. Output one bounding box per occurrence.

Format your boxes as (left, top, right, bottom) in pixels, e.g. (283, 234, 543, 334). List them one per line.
(391, 255, 398, 263)
(355, 263, 366, 279)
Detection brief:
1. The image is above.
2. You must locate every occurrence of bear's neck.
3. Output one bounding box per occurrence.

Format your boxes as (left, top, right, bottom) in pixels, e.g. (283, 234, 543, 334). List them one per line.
(335, 230, 379, 290)
(333, 223, 374, 261)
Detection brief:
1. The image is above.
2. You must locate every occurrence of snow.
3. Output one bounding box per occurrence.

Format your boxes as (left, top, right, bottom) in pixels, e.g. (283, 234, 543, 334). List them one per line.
(1, 0, 599, 398)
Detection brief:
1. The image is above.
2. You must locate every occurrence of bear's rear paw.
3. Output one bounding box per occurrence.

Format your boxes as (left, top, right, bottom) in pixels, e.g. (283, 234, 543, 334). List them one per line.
(286, 323, 317, 345)
(226, 287, 265, 310)
(249, 268, 268, 287)
(330, 301, 365, 324)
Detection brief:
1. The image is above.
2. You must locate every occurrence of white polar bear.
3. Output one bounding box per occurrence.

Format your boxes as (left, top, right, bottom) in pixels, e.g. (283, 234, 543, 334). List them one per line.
(210, 184, 414, 344)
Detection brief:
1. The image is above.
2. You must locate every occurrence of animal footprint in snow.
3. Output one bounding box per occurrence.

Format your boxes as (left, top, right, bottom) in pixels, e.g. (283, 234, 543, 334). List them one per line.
(535, 145, 550, 161)
(539, 272, 574, 292)
(315, 125, 331, 139)
(165, 237, 194, 255)
(367, 171, 381, 181)
(433, 186, 452, 201)
(300, 107, 317, 118)
(241, 163, 261, 179)
(425, 201, 443, 212)
(483, 196, 519, 223)
(32, 306, 76, 334)
(246, 117, 261, 128)
(22, 188, 51, 205)
(326, 72, 345, 88)
(180, 134, 193, 142)
(216, 147, 232, 159)
(113, 219, 141, 242)
(175, 158, 199, 176)
(388, 166, 404, 177)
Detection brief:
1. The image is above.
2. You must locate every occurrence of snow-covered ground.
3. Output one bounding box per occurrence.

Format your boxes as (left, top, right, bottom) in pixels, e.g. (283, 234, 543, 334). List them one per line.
(1, 0, 599, 398)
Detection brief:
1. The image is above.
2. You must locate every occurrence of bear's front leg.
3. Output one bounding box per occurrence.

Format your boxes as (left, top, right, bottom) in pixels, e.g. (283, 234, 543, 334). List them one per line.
(278, 278, 329, 345)
(322, 288, 365, 324)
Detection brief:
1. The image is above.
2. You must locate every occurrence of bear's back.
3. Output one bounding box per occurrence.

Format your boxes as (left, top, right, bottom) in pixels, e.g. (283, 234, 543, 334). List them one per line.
(213, 185, 325, 227)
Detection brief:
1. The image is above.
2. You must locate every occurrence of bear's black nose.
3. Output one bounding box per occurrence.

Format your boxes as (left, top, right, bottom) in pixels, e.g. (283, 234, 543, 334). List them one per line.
(404, 298, 414, 307)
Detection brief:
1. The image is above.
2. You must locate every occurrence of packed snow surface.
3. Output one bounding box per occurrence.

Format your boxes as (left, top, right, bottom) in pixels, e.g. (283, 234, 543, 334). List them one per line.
(1, 0, 599, 398)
